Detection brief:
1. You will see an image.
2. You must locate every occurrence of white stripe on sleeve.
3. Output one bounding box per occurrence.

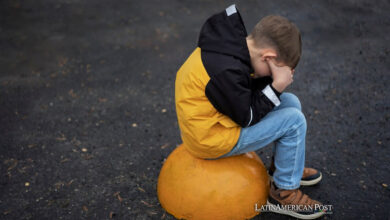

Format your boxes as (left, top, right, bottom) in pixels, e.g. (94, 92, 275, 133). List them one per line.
(262, 85, 281, 106)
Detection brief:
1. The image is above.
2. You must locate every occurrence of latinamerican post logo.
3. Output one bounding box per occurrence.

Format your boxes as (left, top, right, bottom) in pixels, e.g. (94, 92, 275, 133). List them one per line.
(255, 203, 333, 214)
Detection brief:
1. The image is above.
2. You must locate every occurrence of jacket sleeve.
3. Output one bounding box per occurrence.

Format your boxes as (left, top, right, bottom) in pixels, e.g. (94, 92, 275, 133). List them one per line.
(252, 76, 282, 99)
(205, 69, 282, 127)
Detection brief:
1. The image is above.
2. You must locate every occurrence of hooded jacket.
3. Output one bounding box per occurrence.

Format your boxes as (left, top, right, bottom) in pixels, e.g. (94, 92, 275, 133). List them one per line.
(175, 5, 281, 159)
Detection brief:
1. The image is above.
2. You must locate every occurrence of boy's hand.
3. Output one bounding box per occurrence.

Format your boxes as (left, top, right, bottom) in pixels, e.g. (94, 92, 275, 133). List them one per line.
(266, 59, 294, 93)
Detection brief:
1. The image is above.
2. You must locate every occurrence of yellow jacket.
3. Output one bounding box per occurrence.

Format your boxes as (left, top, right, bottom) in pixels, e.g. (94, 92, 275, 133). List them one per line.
(175, 48, 241, 159)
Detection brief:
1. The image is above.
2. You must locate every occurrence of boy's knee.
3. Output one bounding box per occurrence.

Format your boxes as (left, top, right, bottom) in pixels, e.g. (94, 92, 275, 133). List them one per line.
(284, 107, 306, 130)
(280, 93, 302, 111)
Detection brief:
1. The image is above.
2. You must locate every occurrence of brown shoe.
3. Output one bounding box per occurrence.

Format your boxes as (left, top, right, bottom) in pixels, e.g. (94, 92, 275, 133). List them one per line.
(301, 167, 322, 186)
(269, 157, 322, 186)
(267, 182, 325, 219)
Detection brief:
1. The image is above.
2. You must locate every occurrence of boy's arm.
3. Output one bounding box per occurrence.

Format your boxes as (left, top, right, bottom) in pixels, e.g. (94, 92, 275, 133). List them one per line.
(205, 69, 281, 127)
(252, 76, 282, 98)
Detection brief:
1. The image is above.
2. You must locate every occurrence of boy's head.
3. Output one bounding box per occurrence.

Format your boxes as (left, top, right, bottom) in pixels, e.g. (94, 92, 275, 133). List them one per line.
(246, 15, 301, 78)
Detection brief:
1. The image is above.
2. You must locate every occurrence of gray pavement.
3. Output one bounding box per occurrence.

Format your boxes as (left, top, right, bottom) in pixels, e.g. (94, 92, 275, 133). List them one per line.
(0, 0, 389, 219)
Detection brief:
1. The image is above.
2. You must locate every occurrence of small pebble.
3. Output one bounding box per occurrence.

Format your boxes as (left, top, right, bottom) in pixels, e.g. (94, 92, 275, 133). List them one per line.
(382, 183, 388, 188)
(161, 109, 167, 113)
(25, 182, 30, 187)
(132, 123, 137, 127)
(81, 148, 88, 152)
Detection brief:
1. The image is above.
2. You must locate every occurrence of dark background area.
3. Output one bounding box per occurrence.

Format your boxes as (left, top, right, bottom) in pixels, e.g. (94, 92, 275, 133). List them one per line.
(0, 0, 389, 219)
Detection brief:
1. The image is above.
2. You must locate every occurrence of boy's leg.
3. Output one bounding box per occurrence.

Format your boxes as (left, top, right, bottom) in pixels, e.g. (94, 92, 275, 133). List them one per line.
(268, 93, 322, 186)
(228, 106, 306, 189)
(216, 90, 305, 189)
(216, 93, 324, 218)
(271, 92, 302, 156)
(207, 92, 302, 160)
(219, 92, 305, 189)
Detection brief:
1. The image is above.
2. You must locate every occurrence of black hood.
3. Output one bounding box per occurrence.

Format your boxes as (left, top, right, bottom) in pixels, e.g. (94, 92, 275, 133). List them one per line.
(198, 5, 251, 67)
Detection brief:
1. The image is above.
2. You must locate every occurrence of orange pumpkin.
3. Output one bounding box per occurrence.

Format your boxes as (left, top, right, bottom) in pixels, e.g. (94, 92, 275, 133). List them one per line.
(157, 144, 270, 220)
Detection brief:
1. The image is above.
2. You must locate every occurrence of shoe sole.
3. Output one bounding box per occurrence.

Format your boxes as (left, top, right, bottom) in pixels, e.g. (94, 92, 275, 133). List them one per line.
(269, 172, 322, 186)
(300, 172, 322, 186)
(266, 200, 325, 219)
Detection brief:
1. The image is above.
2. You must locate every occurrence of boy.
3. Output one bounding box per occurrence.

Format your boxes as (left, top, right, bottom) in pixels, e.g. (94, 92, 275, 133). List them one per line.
(175, 4, 324, 219)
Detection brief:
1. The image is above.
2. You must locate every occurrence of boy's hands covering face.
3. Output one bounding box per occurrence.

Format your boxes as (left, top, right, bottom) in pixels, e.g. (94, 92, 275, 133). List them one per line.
(266, 59, 294, 93)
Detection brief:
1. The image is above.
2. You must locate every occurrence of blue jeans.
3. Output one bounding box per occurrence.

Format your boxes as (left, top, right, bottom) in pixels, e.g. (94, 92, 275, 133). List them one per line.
(209, 93, 306, 190)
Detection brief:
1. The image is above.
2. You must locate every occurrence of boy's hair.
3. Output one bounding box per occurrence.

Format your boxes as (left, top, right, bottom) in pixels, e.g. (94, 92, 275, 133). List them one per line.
(248, 15, 302, 69)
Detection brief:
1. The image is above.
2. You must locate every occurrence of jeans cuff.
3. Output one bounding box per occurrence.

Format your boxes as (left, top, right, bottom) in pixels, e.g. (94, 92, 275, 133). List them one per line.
(273, 181, 300, 190)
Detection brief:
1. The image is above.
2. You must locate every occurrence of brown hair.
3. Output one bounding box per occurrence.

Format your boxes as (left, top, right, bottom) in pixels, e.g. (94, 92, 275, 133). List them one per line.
(249, 15, 302, 69)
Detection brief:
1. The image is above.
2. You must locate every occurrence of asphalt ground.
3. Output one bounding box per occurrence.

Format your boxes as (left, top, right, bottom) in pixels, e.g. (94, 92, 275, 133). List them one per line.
(0, 0, 389, 219)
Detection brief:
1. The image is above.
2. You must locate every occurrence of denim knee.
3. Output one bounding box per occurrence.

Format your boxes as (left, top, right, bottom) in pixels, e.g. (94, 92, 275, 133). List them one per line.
(284, 107, 307, 132)
(280, 93, 302, 111)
